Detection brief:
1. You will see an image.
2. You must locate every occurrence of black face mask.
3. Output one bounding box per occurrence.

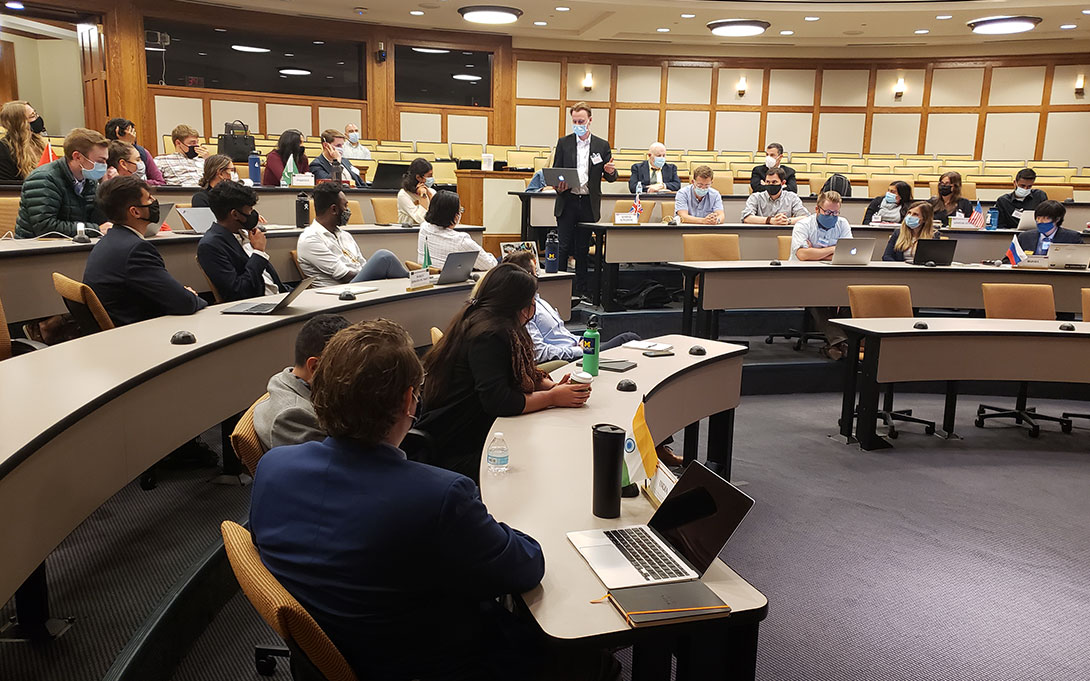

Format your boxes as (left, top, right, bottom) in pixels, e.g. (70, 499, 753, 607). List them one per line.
(184, 144, 199, 160)
(938, 184, 953, 197)
(139, 200, 161, 225)
(235, 208, 260, 230)
(338, 206, 351, 226)
(764, 183, 782, 196)
(29, 117, 45, 134)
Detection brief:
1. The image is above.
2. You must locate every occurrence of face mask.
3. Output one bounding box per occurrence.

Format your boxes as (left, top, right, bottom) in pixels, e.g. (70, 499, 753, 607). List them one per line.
(81, 159, 107, 182)
(424, 177, 435, 188)
(693, 185, 709, 198)
(348, 132, 360, 144)
(652, 156, 665, 169)
(764, 183, 782, 196)
(572, 124, 588, 137)
(338, 206, 352, 226)
(817, 213, 838, 230)
(905, 215, 921, 230)
(1014, 186, 1031, 199)
(135, 160, 147, 180)
(884, 192, 897, 204)
(764, 155, 777, 169)
(1037, 220, 1055, 235)
(230, 171, 239, 183)
(184, 145, 199, 160)
(938, 184, 953, 197)
(30, 117, 46, 134)
(237, 208, 260, 231)
(140, 200, 161, 225)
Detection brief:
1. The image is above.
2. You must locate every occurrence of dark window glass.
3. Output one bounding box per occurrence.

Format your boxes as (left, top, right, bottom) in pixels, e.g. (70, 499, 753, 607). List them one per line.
(394, 45, 491, 107)
(144, 20, 364, 99)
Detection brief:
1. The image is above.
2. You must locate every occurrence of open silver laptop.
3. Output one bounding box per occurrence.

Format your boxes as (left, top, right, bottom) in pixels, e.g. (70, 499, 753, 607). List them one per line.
(567, 462, 754, 589)
(430, 251, 479, 285)
(221, 277, 316, 315)
(826, 238, 875, 265)
(1047, 243, 1090, 269)
(176, 206, 216, 234)
(143, 202, 175, 237)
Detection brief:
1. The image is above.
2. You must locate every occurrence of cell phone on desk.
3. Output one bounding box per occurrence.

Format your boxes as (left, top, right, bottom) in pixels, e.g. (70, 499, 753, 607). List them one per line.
(643, 350, 674, 357)
(578, 358, 637, 372)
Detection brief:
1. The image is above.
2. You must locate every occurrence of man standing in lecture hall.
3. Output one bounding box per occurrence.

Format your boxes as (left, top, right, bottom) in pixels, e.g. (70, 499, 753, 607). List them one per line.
(83, 176, 207, 326)
(155, 124, 209, 186)
(309, 128, 366, 187)
(340, 123, 371, 160)
(995, 167, 1048, 230)
(674, 165, 725, 224)
(628, 142, 680, 193)
(749, 142, 798, 194)
(197, 181, 287, 302)
(552, 101, 618, 298)
(741, 166, 809, 225)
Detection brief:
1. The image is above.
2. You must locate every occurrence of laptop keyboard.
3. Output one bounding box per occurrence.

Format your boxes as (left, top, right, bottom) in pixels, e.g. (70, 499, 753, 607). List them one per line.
(604, 527, 689, 582)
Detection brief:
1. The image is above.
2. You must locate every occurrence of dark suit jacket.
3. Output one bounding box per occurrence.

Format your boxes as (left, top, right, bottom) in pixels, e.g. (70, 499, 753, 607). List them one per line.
(250, 437, 545, 681)
(551, 133, 617, 222)
(1016, 226, 1083, 254)
(196, 223, 285, 302)
(750, 164, 798, 194)
(308, 155, 364, 188)
(83, 225, 207, 326)
(628, 160, 681, 193)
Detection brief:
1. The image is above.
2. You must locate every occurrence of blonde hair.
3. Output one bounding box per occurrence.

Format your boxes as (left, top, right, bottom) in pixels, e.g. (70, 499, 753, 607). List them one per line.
(62, 128, 108, 161)
(895, 200, 936, 252)
(570, 101, 592, 117)
(0, 100, 46, 178)
(200, 154, 235, 188)
(171, 124, 200, 144)
(817, 190, 843, 209)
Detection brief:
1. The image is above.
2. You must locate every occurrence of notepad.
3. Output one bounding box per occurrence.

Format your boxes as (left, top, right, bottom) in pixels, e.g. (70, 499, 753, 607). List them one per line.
(622, 340, 673, 352)
(605, 581, 730, 627)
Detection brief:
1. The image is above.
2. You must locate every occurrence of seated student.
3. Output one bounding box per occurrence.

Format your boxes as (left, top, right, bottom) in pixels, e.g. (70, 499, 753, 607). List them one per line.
(883, 200, 936, 262)
(790, 190, 852, 359)
(83, 176, 207, 326)
(262, 129, 308, 187)
(297, 183, 408, 286)
(250, 319, 545, 681)
(674, 165, 725, 224)
(417, 190, 498, 271)
(15, 127, 109, 239)
(191, 154, 237, 208)
(197, 181, 286, 301)
(340, 123, 371, 160)
(742, 166, 809, 225)
(995, 168, 1048, 230)
(0, 99, 47, 184)
(104, 140, 141, 181)
(155, 124, 208, 186)
(749, 142, 798, 194)
(104, 117, 165, 185)
(863, 180, 912, 225)
(253, 313, 349, 451)
(417, 264, 591, 483)
(502, 250, 639, 362)
(397, 158, 435, 224)
(308, 128, 365, 188)
(1004, 200, 1082, 262)
(628, 142, 680, 193)
(930, 171, 973, 224)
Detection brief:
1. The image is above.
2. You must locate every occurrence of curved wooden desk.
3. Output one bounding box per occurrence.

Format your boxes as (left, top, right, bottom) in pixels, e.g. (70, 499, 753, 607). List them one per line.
(0, 273, 573, 608)
(482, 335, 767, 678)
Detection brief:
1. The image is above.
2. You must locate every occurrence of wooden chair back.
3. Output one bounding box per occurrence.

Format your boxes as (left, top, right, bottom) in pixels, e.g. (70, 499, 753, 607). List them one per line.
(848, 285, 914, 318)
(52, 272, 114, 334)
(981, 283, 1056, 320)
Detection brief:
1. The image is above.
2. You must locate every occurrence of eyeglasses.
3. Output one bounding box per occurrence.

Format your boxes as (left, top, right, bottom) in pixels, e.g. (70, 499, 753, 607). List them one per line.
(818, 208, 840, 216)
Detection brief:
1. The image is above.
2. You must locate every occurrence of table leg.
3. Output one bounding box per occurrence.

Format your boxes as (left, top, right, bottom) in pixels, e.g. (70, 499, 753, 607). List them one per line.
(940, 380, 960, 439)
(681, 271, 696, 336)
(683, 422, 700, 465)
(0, 561, 74, 641)
(837, 333, 861, 444)
(593, 229, 605, 307)
(603, 262, 624, 313)
(856, 336, 891, 451)
(705, 409, 735, 479)
(520, 196, 531, 241)
(632, 640, 674, 681)
(675, 619, 760, 681)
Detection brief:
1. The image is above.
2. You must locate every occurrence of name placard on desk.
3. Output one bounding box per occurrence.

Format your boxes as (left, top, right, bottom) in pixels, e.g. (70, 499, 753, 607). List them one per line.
(614, 212, 640, 225)
(406, 269, 433, 291)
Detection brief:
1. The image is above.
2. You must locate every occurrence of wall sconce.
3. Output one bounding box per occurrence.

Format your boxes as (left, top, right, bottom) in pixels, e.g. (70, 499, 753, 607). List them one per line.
(582, 72, 593, 92)
(893, 76, 906, 100)
(1076, 73, 1085, 96)
(737, 75, 748, 96)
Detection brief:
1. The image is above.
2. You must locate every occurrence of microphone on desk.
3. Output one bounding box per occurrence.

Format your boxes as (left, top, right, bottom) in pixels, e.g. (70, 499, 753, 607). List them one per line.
(73, 222, 91, 244)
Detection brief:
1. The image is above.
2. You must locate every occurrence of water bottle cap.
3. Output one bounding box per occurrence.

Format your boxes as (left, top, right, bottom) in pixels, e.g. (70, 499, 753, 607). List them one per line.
(493, 432, 503, 438)
(588, 319, 598, 328)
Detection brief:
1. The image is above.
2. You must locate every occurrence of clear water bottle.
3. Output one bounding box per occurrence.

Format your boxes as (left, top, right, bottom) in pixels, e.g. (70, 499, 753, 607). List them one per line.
(486, 432, 509, 476)
(635, 181, 643, 195)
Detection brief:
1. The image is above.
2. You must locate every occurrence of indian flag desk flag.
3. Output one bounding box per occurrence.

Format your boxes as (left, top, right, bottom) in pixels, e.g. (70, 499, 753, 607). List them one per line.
(622, 401, 659, 485)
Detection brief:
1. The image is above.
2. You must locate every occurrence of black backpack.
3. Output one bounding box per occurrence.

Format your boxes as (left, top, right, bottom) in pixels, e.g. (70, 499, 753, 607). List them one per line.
(822, 173, 852, 197)
(616, 280, 673, 309)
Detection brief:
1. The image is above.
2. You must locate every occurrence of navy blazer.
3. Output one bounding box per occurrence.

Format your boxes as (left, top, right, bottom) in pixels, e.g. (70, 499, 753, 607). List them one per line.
(83, 225, 207, 326)
(628, 160, 681, 193)
(308, 155, 365, 188)
(1016, 226, 1083, 254)
(250, 437, 545, 681)
(551, 133, 617, 222)
(196, 223, 285, 302)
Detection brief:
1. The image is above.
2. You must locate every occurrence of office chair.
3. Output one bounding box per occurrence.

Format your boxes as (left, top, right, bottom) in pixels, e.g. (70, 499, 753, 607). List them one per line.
(231, 394, 269, 476)
(289, 250, 304, 280)
(976, 283, 1072, 437)
(51, 272, 114, 336)
(764, 236, 828, 350)
(370, 196, 399, 224)
(0, 295, 46, 360)
(221, 521, 359, 681)
(682, 234, 741, 338)
(1062, 288, 1090, 423)
(846, 285, 936, 438)
(194, 256, 225, 304)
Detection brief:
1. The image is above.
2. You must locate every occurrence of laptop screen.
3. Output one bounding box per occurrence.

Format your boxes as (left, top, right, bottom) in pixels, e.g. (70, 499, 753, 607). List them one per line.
(648, 462, 755, 575)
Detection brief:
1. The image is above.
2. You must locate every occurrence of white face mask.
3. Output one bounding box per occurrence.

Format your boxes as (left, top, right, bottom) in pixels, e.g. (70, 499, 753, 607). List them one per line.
(764, 155, 777, 168)
(230, 171, 239, 182)
(1014, 186, 1031, 199)
(135, 160, 147, 180)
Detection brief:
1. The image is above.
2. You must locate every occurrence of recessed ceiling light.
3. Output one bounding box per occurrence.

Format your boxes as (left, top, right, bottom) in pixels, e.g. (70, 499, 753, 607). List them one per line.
(145, 46, 165, 52)
(465, 64, 474, 67)
(313, 41, 325, 44)
(915, 29, 930, 34)
(326, 75, 334, 79)
(681, 13, 695, 19)
(458, 5, 522, 24)
(198, 52, 207, 56)
(657, 27, 670, 32)
(936, 15, 953, 20)
(284, 53, 294, 57)
(534, 20, 547, 25)
(279, 68, 312, 76)
(337, 61, 345, 65)
(453, 73, 482, 81)
(707, 19, 771, 37)
(780, 30, 794, 35)
(1061, 24, 1078, 29)
(232, 45, 270, 53)
(555, 6, 570, 11)
(214, 28, 227, 32)
(967, 15, 1042, 35)
(5, 1, 25, 9)
(1084, 9, 1090, 15)
(280, 75, 287, 79)
(412, 47, 450, 54)
(804, 16, 820, 22)
(410, 10, 424, 15)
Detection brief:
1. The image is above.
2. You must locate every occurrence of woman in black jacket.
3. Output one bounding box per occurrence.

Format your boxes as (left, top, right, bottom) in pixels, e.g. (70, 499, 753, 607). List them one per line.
(930, 171, 974, 224)
(883, 200, 937, 262)
(417, 263, 590, 483)
(863, 180, 912, 225)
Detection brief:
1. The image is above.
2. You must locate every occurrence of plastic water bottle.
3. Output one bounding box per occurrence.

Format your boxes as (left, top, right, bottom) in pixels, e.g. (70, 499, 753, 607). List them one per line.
(545, 231, 559, 273)
(582, 318, 601, 376)
(986, 207, 998, 230)
(635, 181, 643, 195)
(486, 432, 509, 475)
(248, 151, 261, 185)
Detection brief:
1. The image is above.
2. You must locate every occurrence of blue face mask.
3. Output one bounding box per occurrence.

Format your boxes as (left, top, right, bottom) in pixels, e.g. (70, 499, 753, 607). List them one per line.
(693, 185, 709, 198)
(1037, 220, 1055, 235)
(572, 124, 588, 137)
(816, 213, 838, 230)
(348, 132, 360, 144)
(82, 160, 107, 182)
(424, 177, 435, 188)
(905, 215, 921, 229)
(652, 156, 665, 169)
(884, 192, 897, 204)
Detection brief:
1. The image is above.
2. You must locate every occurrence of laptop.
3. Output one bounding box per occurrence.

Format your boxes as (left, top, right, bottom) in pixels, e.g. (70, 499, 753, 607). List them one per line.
(370, 162, 410, 190)
(911, 238, 957, 266)
(143, 202, 175, 237)
(430, 251, 479, 285)
(221, 277, 316, 315)
(1047, 243, 1090, 269)
(567, 462, 755, 589)
(826, 238, 875, 265)
(175, 206, 216, 234)
(542, 167, 579, 189)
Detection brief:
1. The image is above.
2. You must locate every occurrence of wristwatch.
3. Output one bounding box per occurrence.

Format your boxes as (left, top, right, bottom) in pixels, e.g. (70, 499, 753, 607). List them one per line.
(765, 216, 771, 225)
